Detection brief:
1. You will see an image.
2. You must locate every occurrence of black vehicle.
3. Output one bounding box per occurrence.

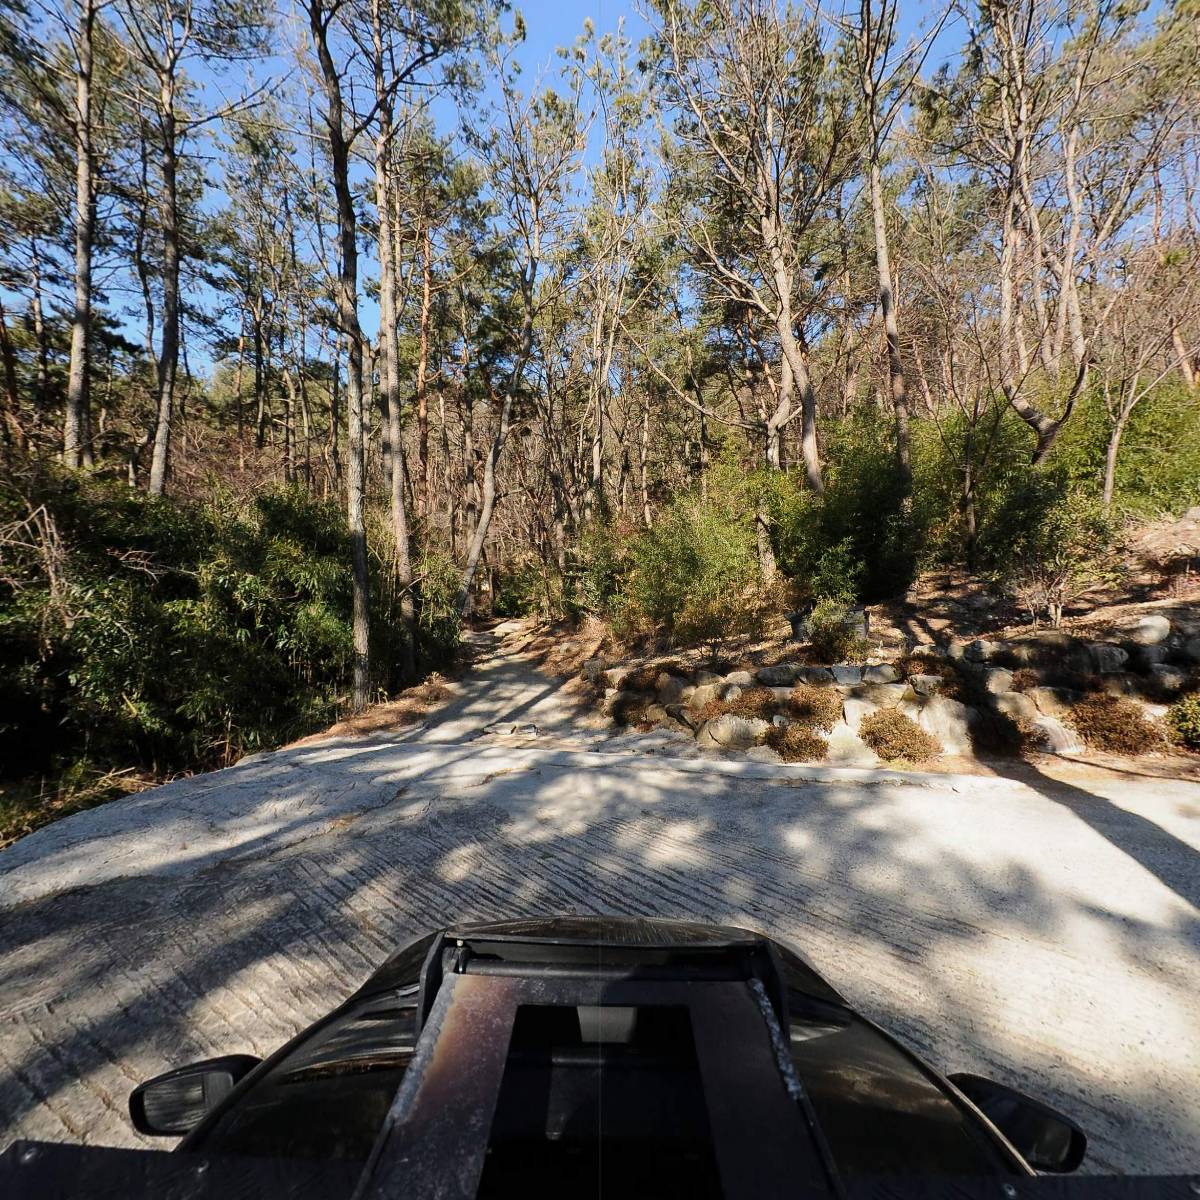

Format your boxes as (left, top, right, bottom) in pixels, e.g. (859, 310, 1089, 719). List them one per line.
(3, 916, 1187, 1199)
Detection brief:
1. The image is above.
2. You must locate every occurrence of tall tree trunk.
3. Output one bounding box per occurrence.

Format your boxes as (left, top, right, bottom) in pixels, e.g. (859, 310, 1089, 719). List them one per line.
(416, 226, 432, 516)
(148, 79, 180, 496)
(372, 0, 416, 682)
(64, 0, 95, 469)
(29, 240, 49, 409)
(867, 154, 911, 486)
(0, 297, 25, 454)
(311, 0, 370, 709)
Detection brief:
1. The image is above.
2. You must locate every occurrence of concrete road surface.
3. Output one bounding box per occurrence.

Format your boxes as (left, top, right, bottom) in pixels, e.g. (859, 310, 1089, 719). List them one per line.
(1, 622, 1197, 1174)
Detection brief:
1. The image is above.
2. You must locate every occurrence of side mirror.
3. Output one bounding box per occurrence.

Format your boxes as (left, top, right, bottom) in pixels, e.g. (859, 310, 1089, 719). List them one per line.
(129, 1054, 261, 1136)
(949, 1072, 1086, 1173)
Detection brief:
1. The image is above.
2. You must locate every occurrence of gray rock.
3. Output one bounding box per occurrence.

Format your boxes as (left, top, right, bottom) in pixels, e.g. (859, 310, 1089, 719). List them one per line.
(907, 673, 944, 697)
(723, 685, 744, 703)
(824, 720, 881, 766)
(918, 696, 973, 755)
(695, 669, 724, 686)
(1089, 643, 1129, 674)
(643, 703, 669, 726)
(983, 667, 1014, 694)
(965, 639, 1003, 663)
(756, 663, 799, 687)
(1102, 675, 1138, 697)
(843, 697, 878, 731)
(665, 703, 701, 731)
(1150, 664, 1188, 695)
(848, 683, 908, 707)
(655, 672, 692, 705)
(1030, 716, 1083, 755)
(581, 658, 607, 685)
(1124, 614, 1172, 645)
(946, 639, 968, 661)
(831, 665, 863, 686)
(897, 700, 924, 723)
(994, 691, 1038, 723)
(1029, 686, 1084, 718)
(794, 666, 836, 686)
(1130, 644, 1170, 671)
(602, 667, 630, 690)
(724, 670, 754, 688)
(687, 683, 723, 710)
(769, 687, 794, 703)
(863, 663, 901, 684)
(696, 713, 771, 750)
(1181, 636, 1200, 665)
(771, 714, 792, 728)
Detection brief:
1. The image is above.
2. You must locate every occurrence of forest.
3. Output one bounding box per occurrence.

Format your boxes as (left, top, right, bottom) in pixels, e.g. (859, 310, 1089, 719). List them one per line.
(1, 0, 1198, 831)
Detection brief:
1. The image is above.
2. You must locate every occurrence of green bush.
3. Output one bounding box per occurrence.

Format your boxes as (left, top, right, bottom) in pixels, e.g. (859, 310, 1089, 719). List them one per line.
(806, 599, 868, 663)
(614, 482, 768, 645)
(859, 708, 941, 762)
(1166, 693, 1200, 751)
(0, 472, 457, 788)
(983, 473, 1117, 626)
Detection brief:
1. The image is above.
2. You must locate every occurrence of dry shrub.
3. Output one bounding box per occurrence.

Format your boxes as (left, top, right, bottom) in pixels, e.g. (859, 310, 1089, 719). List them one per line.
(859, 709, 941, 762)
(1070, 695, 1166, 755)
(898, 653, 955, 681)
(767, 724, 828, 763)
(699, 686, 778, 724)
(787, 684, 843, 732)
(621, 665, 662, 692)
(1011, 668, 1041, 692)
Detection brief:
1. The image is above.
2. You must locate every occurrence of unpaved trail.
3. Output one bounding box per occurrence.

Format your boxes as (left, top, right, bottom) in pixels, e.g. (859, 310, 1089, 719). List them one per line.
(1, 619, 1198, 1173)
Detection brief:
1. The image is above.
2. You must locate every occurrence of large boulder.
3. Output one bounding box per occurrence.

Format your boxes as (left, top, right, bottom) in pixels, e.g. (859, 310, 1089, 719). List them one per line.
(1129, 644, 1170, 671)
(1030, 716, 1083, 755)
(918, 696, 973, 755)
(993, 691, 1038, 723)
(863, 663, 901, 684)
(964, 639, 1003, 663)
(1123, 614, 1172, 645)
(824, 720, 881, 766)
(1029, 686, 1083, 719)
(983, 667, 1014, 694)
(665, 703, 701, 731)
(831, 664, 863, 686)
(695, 669, 724, 686)
(696, 713, 771, 750)
(687, 683, 723, 710)
(842, 697, 878, 732)
(756, 663, 799, 687)
(1088, 643, 1129, 674)
(723, 669, 754, 688)
(1150, 663, 1188, 695)
(602, 667, 630, 690)
(795, 666, 836, 686)
(656, 672, 693, 705)
(906, 673, 944, 697)
(1183, 636, 1200, 665)
(846, 683, 908, 707)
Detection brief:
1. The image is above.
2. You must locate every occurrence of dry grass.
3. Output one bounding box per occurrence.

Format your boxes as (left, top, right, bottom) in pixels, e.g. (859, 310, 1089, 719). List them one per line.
(786, 684, 843, 731)
(1, 769, 158, 849)
(859, 709, 941, 762)
(698, 686, 778, 723)
(1070, 695, 1166, 755)
(1011, 668, 1041, 692)
(766, 724, 829, 763)
(316, 675, 456, 739)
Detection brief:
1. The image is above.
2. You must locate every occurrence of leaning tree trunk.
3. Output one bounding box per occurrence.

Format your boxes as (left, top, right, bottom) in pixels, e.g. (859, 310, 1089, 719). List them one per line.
(64, 0, 95, 469)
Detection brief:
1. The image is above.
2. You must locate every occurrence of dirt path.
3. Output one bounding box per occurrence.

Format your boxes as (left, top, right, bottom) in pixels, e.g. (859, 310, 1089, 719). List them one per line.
(1, 621, 1198, 1174)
